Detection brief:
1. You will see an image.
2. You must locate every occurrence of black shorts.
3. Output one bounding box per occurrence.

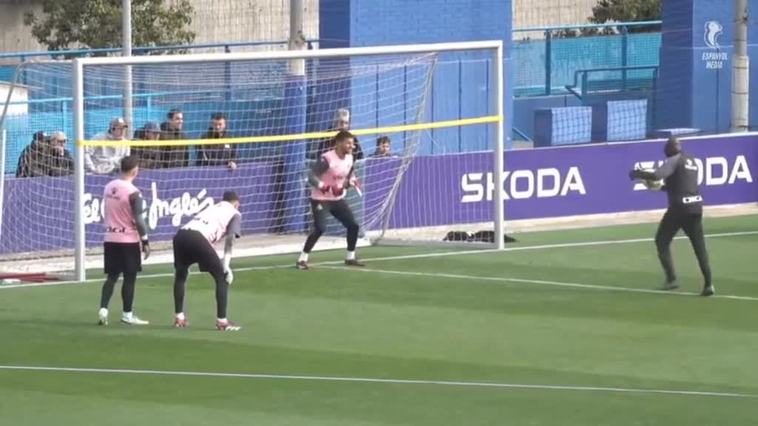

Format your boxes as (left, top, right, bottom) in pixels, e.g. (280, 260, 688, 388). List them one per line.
(173, 229, 224, 276)
(103, 242, 142, 274)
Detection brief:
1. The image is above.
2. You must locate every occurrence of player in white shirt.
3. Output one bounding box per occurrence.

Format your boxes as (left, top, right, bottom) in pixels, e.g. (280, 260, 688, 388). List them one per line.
(172, 191, 242, 331)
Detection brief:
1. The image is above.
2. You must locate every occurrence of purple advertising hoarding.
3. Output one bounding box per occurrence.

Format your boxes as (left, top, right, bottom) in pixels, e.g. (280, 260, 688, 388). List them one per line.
(1, 134, 756, 254)
(384, 134, 757, 228)
(1, 164, 279, 254)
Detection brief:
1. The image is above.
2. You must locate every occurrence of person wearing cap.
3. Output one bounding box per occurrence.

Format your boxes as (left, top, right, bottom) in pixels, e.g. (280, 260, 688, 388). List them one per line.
(86, 117, 130, 174)
(16, 130, 74, 177)
(131, 121, 163, 169)
(196, 112, 237, 169)
(314, 108, 364, 160)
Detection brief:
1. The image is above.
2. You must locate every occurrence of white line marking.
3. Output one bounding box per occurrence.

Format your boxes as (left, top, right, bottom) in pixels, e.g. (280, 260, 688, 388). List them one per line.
(320, 266, 758, 302)
(1, 230, 756, 291)
(0, 365, 753, 399)
(356, 230, 758, 263)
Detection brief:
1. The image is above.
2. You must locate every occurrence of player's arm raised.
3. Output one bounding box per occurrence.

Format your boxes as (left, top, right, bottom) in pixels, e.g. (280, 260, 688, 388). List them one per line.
(129, 191, 150, 259)
(629, 156, 678, 181)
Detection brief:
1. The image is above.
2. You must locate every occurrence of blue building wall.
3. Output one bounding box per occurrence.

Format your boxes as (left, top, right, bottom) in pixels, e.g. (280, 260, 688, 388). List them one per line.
(657, 0, 758, 133)
(318, 0, 512, 154)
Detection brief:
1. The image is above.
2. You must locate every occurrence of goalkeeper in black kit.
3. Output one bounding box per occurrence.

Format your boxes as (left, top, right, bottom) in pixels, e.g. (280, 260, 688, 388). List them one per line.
(628, 137, 714, 296)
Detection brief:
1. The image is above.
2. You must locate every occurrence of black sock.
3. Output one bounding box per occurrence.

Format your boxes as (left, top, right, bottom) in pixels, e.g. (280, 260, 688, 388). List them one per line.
(121, 272, 137, 313)
(99, 273, 120, 309)
(303, 230, 322, 254)
(174, 268, 189, 314)
(214, 274, 229, 319)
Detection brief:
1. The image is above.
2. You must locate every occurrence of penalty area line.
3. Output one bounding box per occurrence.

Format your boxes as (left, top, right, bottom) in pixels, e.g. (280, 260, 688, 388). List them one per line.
(319, 266, 758, 302)
(0, 365, 754, 399)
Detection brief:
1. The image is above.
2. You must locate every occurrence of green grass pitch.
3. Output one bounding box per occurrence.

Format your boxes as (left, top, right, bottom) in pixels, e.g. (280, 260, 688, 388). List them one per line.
(1, 215, 757, 425)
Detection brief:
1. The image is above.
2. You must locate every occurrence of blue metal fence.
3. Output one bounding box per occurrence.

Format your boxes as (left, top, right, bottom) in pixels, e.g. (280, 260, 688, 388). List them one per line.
(0, 40, 318, 86)
(512, 21, 662, 96)
(1, 23, 667, 163)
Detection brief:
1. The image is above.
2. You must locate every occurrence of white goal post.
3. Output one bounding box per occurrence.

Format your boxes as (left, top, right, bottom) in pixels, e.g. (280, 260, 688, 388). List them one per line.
(66, 40, 505, 281)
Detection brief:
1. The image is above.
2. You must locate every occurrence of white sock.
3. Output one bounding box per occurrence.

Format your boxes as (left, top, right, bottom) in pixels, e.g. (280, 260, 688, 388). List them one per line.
(298, 252, 309, 262)
(217, 317, 227, 323)
(122, 311, 132, 318)
(175, 312, 185, 320)
(346, 251, 356, 260)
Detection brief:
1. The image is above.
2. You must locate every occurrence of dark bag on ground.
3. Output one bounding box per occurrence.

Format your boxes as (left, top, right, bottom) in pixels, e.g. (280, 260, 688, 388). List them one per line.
(443, 230, 517, 244)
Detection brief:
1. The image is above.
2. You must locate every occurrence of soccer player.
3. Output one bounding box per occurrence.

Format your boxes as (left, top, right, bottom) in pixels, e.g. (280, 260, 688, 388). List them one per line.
(172, 191, 242, 331)
(297, 130, 364, 270)
(98, 155, 151, 325)
(629, 137, 714, 296)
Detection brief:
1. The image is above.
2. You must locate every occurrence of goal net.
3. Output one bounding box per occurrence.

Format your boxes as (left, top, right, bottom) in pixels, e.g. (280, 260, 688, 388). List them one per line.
(0, 42, 503, 281)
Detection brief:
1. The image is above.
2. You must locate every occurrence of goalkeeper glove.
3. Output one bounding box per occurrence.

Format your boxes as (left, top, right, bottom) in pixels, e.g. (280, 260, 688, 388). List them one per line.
(331, 183, 344, 197)
(224, 268, 234, 285)
(317, 181, 330, 195)
(629, 169, 656, 181)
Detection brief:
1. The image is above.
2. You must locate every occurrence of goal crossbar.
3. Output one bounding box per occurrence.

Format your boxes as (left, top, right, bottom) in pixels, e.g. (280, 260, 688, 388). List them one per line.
(73, 40, 503, 67)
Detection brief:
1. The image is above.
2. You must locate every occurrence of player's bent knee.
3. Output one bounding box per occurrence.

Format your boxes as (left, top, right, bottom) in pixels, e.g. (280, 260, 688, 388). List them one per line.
(175, 268, 189, 280)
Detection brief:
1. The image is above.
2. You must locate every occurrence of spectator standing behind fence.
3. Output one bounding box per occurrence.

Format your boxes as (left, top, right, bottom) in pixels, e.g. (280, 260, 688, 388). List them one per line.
(373, 136, 393, 157)
(315, 108, 364, 160)
(16, 130, 74, 177)
(131, 122, 163, 169)
(159, 109, 189, 168)
(85, 117, 130, 174)
(196, 113, 237, 170)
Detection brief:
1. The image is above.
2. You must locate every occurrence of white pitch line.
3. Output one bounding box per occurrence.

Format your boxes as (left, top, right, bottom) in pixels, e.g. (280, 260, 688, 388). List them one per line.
(1, 230, 756, 291)
(320, 266, 758, 302)
(353, 230, 758, 263)
(0, 365, 753, 399)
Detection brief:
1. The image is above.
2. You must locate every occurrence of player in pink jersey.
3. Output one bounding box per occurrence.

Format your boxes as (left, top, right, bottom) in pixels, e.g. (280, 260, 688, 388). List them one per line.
(296, 130, 364, 269)
(171, 191, 242, 331)
(98, 155, 151, 326)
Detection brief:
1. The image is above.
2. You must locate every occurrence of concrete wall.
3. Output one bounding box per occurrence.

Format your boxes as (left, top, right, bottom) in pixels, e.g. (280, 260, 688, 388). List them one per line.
(0, 0, 44, 58)
(319, 0, 513, 153)
(0, 0, 320, 59)
(513, 0, 597, 39)
(1, 0, 600, 57)
(179, 0, 319, 49)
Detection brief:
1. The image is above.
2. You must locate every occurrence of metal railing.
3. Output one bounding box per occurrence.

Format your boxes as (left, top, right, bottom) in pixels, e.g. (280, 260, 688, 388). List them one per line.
(564, 65, 660, 99)
(0, 39, 319, 62)
(513, 21, 662, 96)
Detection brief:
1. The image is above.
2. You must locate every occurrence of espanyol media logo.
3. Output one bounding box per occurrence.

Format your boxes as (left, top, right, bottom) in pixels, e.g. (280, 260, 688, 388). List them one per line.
(702, 21, 726, 68)
(704, 21, 723, 49)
